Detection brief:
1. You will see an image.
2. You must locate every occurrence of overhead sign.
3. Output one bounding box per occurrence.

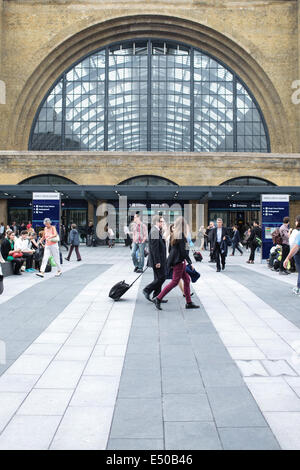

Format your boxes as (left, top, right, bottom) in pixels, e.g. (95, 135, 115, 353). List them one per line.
(261, 194, 289, 260)
(32, 192, 61, 234)
(209, 201, 260, 210)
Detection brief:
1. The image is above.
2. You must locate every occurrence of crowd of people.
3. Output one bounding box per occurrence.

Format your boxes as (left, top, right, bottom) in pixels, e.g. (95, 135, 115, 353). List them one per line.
(1, 213, 300, 300)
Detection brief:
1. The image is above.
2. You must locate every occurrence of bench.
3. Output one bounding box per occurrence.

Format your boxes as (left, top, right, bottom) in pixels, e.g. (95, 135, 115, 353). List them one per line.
(1, 262, 14, 277)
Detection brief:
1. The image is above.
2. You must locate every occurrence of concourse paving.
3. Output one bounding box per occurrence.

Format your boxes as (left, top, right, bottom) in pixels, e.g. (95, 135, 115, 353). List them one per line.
(0, 246, 299, 449)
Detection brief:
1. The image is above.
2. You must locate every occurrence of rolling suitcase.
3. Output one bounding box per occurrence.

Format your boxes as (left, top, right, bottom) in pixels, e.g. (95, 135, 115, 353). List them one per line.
(109, 267, 148, 301)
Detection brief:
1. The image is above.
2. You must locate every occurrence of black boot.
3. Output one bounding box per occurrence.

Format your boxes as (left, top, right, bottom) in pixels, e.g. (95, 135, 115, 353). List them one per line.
(143, 289, 153, 302)
(153, 297, 163, 310)
(185, 302, 200, 309)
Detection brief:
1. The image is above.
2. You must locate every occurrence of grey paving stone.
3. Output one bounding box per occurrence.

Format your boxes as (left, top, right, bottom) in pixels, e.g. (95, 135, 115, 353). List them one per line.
(107, 439, 164, 450)
(162, 367, 204, 394)
(109, 398, 163, 439)
(163, 393, 213, 422)
(129, 327, 159, 340)
(199, 362, 244, 387)
(123, 353, 160, 371)
(219, 427, 280, 450)
(159, 333, 190, 346)
(126, 341, 159, 355)
(190, 333, 225, 349)
(206, 386, 267, 427)
(195, 344, 233, 365)
(5, 341, 31, 360)
(165, 422, 222, 450)
(186, 323, 217, 335)
(160, 345, 197, 368)
(118, 369, 161, 399)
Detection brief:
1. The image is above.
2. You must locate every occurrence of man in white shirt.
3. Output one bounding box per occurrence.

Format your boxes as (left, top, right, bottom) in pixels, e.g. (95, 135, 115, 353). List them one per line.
(14, 230, 35, 272)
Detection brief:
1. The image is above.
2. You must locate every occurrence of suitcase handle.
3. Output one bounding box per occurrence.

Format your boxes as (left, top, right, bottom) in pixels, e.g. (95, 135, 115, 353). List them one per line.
(129, 266, 149, 287)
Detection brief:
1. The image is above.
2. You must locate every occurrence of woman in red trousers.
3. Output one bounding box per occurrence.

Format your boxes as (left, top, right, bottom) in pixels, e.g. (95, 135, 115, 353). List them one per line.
(153, 217, 199, 310)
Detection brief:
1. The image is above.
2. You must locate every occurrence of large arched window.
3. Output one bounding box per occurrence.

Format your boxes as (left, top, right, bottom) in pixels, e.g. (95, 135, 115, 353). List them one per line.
(19, 174, 76, 185)
(29, 40, 270, 153)
(221, 176, 276, 186)
(118, 175, 177, 186)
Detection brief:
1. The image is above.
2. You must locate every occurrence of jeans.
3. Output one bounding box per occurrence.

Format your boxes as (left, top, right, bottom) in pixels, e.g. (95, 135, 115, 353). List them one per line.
(40, 244, 62, 272)
(22, 252, 33, 269)
(294, 252, 300, 289)
(157, 261, 191, 303)
(249, 243, 257, 262)
(131, 242, 145, 269)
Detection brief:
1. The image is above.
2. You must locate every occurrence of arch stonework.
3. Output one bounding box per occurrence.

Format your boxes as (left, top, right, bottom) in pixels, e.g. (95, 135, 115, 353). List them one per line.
(8, 14, 290, 153)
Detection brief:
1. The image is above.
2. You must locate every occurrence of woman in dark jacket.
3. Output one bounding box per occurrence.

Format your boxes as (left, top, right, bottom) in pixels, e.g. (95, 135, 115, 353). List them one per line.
(153, 217, 199, 310)
(65, 224, 82, 261)
(247, 221, 262, 264)
(231, 225, 243, 256)
(0, 231, 24, 275)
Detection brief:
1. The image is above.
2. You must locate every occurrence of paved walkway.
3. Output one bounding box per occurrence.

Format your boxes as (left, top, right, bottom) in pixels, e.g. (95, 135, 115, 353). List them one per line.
(0, 246, 299, 449)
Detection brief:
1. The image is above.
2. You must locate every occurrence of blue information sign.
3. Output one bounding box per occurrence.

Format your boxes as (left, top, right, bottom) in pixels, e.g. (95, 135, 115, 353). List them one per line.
(261, 194, 289, 260)
(32, 192, 61, 234)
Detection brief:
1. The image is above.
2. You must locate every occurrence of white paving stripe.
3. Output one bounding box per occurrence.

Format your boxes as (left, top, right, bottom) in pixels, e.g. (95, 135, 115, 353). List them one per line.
(193, 263, 300, 450)
(0, 257, 142, 450)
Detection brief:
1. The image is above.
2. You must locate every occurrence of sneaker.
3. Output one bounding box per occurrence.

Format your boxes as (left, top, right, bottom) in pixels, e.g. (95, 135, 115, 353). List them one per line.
(65, 258, 70, 262)
(36, 272, 44, 278)
(29, 268, 36, 272)
(292, 287, 300, 296)
(21, 266, 25, 272)
(55, 271, 62, 277)
(136, 269, 143, 273)
(134, 267, 138, 272)
(25, 269, 31, 272)
(279, 271, 289, 275)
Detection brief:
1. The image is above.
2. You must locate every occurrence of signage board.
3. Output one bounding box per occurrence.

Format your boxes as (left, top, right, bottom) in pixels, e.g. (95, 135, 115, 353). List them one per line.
(32, 192, 61, 234)
(261, 194, 289, 260)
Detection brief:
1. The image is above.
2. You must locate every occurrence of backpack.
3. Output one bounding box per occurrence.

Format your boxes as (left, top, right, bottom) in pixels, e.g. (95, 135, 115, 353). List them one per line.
(272, 228, 282, 245)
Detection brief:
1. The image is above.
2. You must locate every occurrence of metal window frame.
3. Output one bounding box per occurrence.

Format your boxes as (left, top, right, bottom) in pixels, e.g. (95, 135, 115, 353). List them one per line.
(28, 38, 271, 153)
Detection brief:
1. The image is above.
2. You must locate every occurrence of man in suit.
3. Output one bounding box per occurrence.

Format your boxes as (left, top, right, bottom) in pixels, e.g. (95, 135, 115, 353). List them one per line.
(143, 215, 167, 302)
(211, 218, 230, 272)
